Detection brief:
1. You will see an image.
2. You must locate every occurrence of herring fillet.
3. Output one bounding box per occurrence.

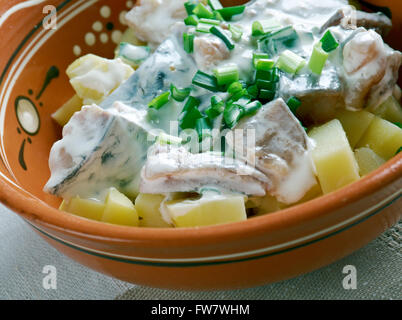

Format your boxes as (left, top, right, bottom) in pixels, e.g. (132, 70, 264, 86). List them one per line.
(44, 103, 156, 199)
(100, 35, 197, 110)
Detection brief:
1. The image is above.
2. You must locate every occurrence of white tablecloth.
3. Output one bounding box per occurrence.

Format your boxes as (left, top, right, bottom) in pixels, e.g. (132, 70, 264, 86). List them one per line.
(0, 204, 400, 300)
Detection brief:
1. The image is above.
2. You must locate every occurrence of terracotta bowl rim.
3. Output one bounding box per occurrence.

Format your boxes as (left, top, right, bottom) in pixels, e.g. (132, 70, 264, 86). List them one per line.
(0, 153, 400, 243)
(0, 0, 400, 245)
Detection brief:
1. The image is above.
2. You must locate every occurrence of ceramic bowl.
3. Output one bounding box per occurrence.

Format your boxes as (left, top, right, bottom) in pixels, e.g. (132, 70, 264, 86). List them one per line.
(0, 0, 400, 290)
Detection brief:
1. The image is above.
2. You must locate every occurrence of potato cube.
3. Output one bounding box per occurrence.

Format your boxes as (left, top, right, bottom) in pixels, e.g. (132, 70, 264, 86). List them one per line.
(51, 95, 83, 127)
(166, 194, 247, 228)
(368, 95, 402, 124)
(66, 54, 134, 104)
(354, 147, 386, 176)
(102, 188, 139, 226)
(335, 109, 374, 148)
(356, 117, 402, 160)
(67, 197, 105, 221)
(309, 119, 360, 194)
(135, 194, 171, 228)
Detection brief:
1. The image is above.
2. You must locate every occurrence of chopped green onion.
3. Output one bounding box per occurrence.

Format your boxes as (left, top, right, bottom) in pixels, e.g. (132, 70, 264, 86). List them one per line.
(199, 18, 221, 25)
(212, 10, 224, 21)
(210, 26, 235, 50)
(252, 19, 281, 36)
(192, 70, 220, 92)
(179, 97, 202, 130)
(255, 58, 275, 71)
(308, 42, 329, 75)
(255, 69, 271, 81)
(320, 30, 339, 53)
(208, 0, 223, 10)
(196, 22, 213, 33)
(227, 81, 243, 95)
(396, 146, 402, 155)
(230, 89, 248, 102)
(157, 132, 183, 145)
(256, 79, 277, 91)
(287, 96, 302, 114)
(394, 122, 402, 129)
(259, 89, 275, 101)
(183, 32, 194, 53)
(193, 3, 214, 19)
(224, 103, 244, 128)
(276, 50, 306, 74)
(184, 1, 197, 15)
(170, 84, 191, 102)
(247, 84, 259, 99)
(211, 95, 225, 110)
(242, 100, 262, 116)
(148, 91, 170, 110)
(182, 96, 201, 113)
(228, 24, 243, 41)
(195, 117, 212, 141)
(253, 52, 270, 67)
(258, 26, 300, 56)
(206, 96, 225, 119)
(184, 15, 199, 26)
(213, 64, 239, 86)
(217, 5, 246, 21)
(269, 67, 281, 82)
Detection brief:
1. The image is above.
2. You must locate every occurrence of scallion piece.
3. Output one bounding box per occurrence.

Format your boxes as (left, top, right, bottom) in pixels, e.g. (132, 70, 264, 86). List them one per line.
(184, 1, 197, 15)
(213, 64, 239, 86)
(196, 22, 213, 33)
(242, 100, 262, 116)
(394, 122, 402, 129)
(255, 58, 275, 71)
(259, 89, 275, 101)
(195, 117, 212, 141)
(179, 97, 202, 130)
(253, 52, 270, 67)
(396, 146, 402, 155)
(217, 5, 246, 21)
(276, 50, 306, 74)
(170, 84, 191, 102)
(192, 70, 220, 92)
(148, 91, 170, 110)
(224, 103, 244, 128)
(213, 10, 224, 21)
(199, 18, 221, 25)
(308, 42, 329, 75)
(228, 24, 243, 41)
(256, 79, 276, 91)
(184, 14, 199, 26)
(157, 132, 183, 145)
(287, 96, 302, 114)
(182, 96, 201, 113)
(320, 30, 339, 53)
(206, 96, 225, 119)
(227, 81, 243, 95)
(247, 84, 259, 99)
(252, 19, 281, 36)
(208, 0, 223, 10)
(183, 32, 194, 53)
(193, 3, 214, 19)
(210, 26, 235, 50)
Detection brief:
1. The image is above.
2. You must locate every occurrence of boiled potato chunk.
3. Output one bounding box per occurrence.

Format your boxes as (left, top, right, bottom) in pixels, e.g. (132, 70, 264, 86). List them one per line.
(356, 117, 402, 160)
(66, 54, 134, 105)
(67, 197, 105, 221)
(368, 95, 402, 124)
(166, 194, 247, 228)
(354, 147, 386, 176)
(51, 95, 83, 126)
(135, 194, 171, 228)
(102, 188, 139, 226)
(309, 119, 360, 194)
(335, 109, 374, 148)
